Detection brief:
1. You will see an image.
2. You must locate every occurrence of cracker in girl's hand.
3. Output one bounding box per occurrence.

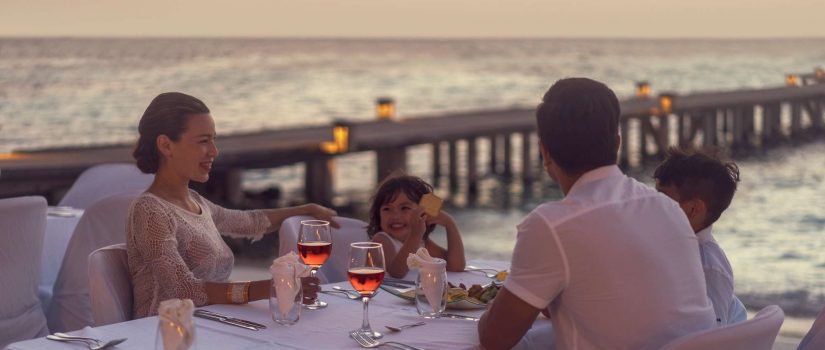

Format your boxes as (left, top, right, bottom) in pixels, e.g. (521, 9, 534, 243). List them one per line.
(419, 193, 443, 217)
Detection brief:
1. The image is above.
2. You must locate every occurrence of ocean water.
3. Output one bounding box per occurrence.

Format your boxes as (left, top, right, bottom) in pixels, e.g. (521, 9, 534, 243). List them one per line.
(1, 38, 824, 314)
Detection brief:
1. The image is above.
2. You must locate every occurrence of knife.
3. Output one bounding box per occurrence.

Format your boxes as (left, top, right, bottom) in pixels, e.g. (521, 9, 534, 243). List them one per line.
(195, 309, 268, 329)
(440, 313, 479, 321)
(383, 277, 415, 286)
(194, 311, 261, 330)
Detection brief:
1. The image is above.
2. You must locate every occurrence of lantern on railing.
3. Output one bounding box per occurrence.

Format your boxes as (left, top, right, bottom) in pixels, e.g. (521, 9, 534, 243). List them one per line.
(635, 81, 651, 98)
(786, 74, 799, 87)
(321, 120, 352, 154)
(376, 97, 395, 120)
(659, 93, 674, 115)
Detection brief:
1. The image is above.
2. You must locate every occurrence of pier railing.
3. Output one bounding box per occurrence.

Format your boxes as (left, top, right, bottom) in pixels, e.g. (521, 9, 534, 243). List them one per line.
(1, 81, 824, 206)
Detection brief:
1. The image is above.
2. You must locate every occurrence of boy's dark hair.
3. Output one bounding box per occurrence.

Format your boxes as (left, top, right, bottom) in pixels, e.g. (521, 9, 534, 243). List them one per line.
(366, 173, 436, 239)
(536, 77, 621, 174)
(653, 147, 740, 228)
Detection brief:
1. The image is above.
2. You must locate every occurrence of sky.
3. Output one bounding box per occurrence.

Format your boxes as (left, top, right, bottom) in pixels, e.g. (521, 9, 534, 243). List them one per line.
(0, 0, 823, 38)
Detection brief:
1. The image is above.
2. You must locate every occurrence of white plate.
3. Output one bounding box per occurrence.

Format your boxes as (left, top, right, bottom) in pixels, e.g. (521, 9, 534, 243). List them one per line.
(379, 285, 487, 310)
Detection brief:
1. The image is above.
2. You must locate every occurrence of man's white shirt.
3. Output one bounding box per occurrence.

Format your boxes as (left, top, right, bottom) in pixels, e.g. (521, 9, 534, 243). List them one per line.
(504, 165, 716, 349)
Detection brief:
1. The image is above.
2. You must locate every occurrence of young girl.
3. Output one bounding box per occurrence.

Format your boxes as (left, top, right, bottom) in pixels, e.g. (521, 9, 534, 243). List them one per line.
(367, 174, 465, 278)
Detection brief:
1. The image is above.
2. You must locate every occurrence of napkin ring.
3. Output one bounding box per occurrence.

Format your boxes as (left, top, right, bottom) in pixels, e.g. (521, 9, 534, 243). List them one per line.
(227, 281, 250, 304)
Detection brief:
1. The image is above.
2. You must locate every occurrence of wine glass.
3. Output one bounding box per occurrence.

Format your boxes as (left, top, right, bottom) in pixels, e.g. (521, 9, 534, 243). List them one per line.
(348, 242, 386, 339)
(298, 219, 332, 309)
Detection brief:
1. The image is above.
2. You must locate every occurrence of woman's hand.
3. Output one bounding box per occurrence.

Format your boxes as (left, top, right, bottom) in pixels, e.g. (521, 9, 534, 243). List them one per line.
(301, 203, 340, 228)
(300, 276, 320, 305)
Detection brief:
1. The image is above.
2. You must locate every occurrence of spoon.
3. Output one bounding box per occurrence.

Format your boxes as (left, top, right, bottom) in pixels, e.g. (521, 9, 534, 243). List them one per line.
(385, 321, 426, 332)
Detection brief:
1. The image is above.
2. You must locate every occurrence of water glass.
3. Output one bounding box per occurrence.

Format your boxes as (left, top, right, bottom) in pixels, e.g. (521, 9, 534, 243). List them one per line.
(415, 267, 448, 318)
(269, 264, 303, 325)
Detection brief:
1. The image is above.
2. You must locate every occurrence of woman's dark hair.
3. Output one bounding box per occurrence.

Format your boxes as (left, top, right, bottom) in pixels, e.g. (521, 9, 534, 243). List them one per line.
(653, 147, 740, 228)
(133, 92, 210, 173)
(366, 173, 436, 240)
(536, 77, 620, 174)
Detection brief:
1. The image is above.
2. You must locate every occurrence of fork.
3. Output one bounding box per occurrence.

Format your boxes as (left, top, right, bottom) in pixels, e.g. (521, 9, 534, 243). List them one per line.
(464, 266, 497, 278)
(350, 330, 427, 350)
(320, 289, 360, 300)
(47, 334, 126, 349)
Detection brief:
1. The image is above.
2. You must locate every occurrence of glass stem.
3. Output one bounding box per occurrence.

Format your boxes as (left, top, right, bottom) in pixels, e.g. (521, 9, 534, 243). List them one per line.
(361, 296, 371, 331)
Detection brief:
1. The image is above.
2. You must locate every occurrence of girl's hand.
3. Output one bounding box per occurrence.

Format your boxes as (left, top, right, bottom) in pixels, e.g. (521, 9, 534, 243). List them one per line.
(409, 207, 428, 241)
(302, 203, 340, 228)
(426, 210, 455, 228)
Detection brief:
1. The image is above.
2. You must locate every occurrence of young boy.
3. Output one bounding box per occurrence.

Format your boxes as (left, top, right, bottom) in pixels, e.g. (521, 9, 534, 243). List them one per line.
(654, 147, 747, 325)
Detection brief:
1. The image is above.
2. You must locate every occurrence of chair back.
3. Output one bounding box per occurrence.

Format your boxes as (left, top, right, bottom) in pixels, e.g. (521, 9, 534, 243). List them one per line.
(88, 244, 133, 327)
(798, 306, 825, 350)
(279, 216, 370, 283)
(0, 196, 49, 347)
(47, 191, 140, 332)
(59, 163, 153, 209)
(661, 305, 784, 350)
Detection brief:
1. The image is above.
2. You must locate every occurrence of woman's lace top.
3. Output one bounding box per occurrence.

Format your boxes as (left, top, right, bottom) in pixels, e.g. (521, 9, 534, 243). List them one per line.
(126, 190, 271, 318)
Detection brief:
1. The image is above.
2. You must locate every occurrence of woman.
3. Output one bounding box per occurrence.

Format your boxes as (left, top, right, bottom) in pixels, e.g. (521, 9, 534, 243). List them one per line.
(127, 92, 337, 318)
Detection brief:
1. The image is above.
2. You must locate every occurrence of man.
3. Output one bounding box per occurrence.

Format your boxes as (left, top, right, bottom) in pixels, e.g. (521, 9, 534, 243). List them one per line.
(478, 78, 715, 349)
(654, 147, 747, 325)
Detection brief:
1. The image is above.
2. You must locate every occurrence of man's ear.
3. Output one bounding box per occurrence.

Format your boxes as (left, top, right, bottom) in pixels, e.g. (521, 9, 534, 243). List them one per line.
(539, 141, 552, 169)
(156, 134, 173, 158)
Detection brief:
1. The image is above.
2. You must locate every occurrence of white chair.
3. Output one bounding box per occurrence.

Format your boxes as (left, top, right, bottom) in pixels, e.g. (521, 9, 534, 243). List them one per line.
(47, 190, 140, 332)
(279, 216, 370, 283)
(0, 196, 49, 348)
(798, 305, 825, 350)
(88, 244, 132, 327)
(661, 305, 784, 350)
(58, 163, 153, 209)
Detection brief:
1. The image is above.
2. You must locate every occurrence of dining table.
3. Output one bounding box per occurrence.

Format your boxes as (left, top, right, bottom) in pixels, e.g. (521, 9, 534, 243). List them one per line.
(9, 260, 553, 350)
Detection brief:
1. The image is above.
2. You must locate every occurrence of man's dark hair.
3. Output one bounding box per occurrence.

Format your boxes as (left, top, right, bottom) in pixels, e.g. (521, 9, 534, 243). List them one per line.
(653, 147, 740, 228)
(536, 77, 621, 174)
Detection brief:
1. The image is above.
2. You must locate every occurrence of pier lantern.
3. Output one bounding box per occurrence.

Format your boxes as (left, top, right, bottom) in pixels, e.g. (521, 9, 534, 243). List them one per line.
(376, 97, 395, 120)
(786, 74, 799, 87)
(635, 81, 651, 98)
(321, 120, 352, 154)
(658, 93, 674, 115)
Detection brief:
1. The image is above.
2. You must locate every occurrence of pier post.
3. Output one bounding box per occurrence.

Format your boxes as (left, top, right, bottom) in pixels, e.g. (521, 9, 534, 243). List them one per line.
(431, 142, 441, 188)
(703, 110, 718, 147)
(489, 135, 499, 175)
(448, 140, 459, 195)
(638, 117, 648, 161)
(791, 101, 802, 139)
(503, 134, 513, 178)
(305, 156, 334, 207)
(467, 138, 479, 204)
(521, 131, 533, 185)
(376, 146, 407, 182)
(806, 99, 824, 133)
(731, 108, 745, 151)
(619, 119, 630, 168)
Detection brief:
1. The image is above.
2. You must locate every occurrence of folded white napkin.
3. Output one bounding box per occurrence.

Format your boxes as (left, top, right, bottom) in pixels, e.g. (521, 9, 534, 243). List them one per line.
(407, 248, 447, 313)
(270, 252, 312, 315)
(157, 298, 195, 350)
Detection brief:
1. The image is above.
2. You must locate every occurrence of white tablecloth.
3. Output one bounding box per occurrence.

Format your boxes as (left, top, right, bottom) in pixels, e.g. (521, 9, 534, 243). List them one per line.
(11, 261, 531, 350)
(38, 207, 83, 310)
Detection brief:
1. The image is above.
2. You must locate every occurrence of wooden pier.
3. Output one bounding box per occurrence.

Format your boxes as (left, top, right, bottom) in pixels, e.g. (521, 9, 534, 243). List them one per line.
(2, 78, 824, 207)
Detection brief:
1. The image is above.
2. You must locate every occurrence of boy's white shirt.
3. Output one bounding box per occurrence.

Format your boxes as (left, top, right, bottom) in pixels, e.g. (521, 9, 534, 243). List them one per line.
(696, 225, 747, 324)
